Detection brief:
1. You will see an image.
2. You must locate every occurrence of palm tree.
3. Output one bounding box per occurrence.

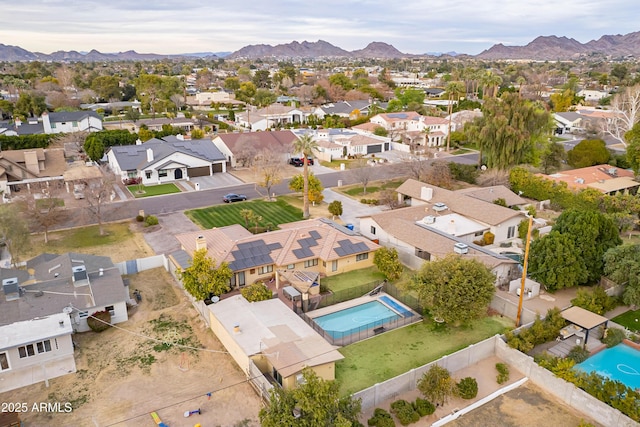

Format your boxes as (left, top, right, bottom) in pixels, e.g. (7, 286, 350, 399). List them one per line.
(481, 72, 503, 98)
(292, 134, 319, 219)
(516, 76, 527, 97)
(445, 81, 465, 151)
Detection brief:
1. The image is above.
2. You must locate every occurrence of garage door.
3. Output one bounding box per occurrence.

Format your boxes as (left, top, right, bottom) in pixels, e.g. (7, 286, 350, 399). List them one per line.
(187, 166, 210, 177)
(367, 144, 382, 154)
(212, 163, 224, 173)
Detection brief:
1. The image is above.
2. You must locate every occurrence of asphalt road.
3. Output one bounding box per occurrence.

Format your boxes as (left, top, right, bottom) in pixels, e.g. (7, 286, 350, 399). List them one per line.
(58, 153, 480, 229)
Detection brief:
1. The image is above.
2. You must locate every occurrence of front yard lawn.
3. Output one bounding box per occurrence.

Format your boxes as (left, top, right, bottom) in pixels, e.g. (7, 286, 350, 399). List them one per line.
(336, 316, 514, 396)
(340, 178, 405, 198)
(186, 198, 303, 231)
(612, 309, 640, 333)
(321, 266, 386, 293)
(128, 183, 181, 198)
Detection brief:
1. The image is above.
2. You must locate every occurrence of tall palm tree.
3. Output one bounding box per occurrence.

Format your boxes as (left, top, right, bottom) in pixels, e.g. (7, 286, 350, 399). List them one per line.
(292, 133, 318, 219)
(445, 81, 465, 151)
(481, 72, 503, 98)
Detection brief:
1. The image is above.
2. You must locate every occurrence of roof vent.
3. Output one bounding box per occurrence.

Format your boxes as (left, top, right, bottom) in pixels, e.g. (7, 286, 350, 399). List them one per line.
(72, 265, 89, 287)
(423, 215, 436, 224)
(453, 243, 469, 254)
(433, 202, 448, 212)
(608, 167, 617, 176)
(2, 277, 20, 301)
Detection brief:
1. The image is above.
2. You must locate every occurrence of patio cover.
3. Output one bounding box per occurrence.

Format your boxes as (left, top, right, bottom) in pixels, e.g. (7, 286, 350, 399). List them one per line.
(283, 286, 301, 300)
(561, 306, 608, 346)
(278, 270, 320, 294)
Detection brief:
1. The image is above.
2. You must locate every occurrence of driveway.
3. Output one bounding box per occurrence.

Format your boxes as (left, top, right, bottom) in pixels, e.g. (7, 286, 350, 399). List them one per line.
(189, 173, 244, 190)
(143, 211, 201, 255)
(322, 188, 384, 232)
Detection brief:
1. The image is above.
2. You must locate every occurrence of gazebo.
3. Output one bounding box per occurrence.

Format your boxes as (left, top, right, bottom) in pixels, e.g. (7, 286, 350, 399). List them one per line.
(560, 306, 609, 347)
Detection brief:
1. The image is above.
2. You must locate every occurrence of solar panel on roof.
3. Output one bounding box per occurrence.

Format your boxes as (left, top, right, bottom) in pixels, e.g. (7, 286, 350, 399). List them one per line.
(308, 230, 321, 240)
(334, 247, 346, 257)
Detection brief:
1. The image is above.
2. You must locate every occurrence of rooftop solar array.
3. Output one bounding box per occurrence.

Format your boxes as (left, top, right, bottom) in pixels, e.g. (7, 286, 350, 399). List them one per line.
(292, 230, 323, 260)
(333, 239, 370, 257)
(228, 240, 282, 271)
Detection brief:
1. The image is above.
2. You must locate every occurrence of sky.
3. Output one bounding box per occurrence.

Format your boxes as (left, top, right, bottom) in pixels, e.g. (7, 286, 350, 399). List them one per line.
(1, 0, 639, 56)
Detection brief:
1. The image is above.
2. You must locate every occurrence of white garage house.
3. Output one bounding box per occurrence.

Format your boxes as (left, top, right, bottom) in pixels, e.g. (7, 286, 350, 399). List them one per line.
(106, 136, 227, 185)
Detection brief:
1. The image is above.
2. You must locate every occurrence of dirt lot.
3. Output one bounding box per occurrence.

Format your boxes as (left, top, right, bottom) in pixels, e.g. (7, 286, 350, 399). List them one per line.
(1, 267, 262, 427)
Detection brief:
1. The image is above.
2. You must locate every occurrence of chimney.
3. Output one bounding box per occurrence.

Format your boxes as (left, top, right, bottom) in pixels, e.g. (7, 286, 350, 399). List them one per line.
(15, 118, 22, 127)
(135, 139, 142, 145)
(177, 134, 184, 141)
(420, 187, 433, 201)
(195, 235, 207, 251)
(146, 148, 154, 162)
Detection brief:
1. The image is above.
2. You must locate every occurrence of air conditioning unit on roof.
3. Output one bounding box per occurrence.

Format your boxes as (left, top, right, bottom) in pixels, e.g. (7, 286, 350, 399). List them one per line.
(433, 202, 448, 212)
(453, 243, 469, 254)
(423, 216, 436, 224)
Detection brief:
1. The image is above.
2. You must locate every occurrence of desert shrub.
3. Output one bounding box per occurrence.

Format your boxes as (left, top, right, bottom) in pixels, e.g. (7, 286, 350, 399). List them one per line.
(87, 310, 111, 332)
(483, 231, 495, 245)
(367, 408, 394, 427)
(602, 327, 626, 348)
(360, 198, 379, 205)
(390, 399, 420, 426)
(456, 377, 478, 399)
(496, 363, 510, 384)
(240, 282, 272, 302)
(144, 215, 159, 227)
(413, 397, 435, 416)
(135, 215, 144, 222)
(505, 308, 566, 352)
(417, 365, 454, 405)
(567, 345, 590, 363)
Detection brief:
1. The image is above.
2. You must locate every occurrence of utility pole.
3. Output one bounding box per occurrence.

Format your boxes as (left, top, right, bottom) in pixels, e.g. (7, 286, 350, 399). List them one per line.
(516, 215, 533, 327)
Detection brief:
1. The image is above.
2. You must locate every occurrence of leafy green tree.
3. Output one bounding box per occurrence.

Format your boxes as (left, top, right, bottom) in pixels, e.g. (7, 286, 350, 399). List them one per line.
(528, 231, 588, 291)
(566, 139, 610, 168)
(373, 126, 388, 137)
(253, 89, 277, 107)
(252, 70, 272, 89)
(540, 142, 566, 173)
(624, 122, 640, 174)
(124, 107, 140, 123)
(291, 134, 319, 219)
(83, 135, 105, 161)
(90, 75, 121, 101)
(570, 286, 616, 315)
(0, 204, 29, 266)
(373, 247, 403, 282)
(328, 200, 343, 220)
(603, 244, 640, 306)
(240, 282, 272, 302)
(394, 87, 425, 108)
(417, 365, 454, 406)
(408, 254, 495, 324)
(239, 209, 253, 228)
(550, 89, 576, 112)
(224, 77, 240, 92)
(178, 249, 232, 300)
(259, 368, 362, 427)
(465, 92, 552, 169)
(191, 128, 205, 139)
(328, 73, 354, 91)
(13, 92, 47, 119)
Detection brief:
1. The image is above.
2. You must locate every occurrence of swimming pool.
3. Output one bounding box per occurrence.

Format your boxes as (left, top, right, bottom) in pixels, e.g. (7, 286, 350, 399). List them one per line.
(575, 344, 640, 390)
(314, 300, 401, 340)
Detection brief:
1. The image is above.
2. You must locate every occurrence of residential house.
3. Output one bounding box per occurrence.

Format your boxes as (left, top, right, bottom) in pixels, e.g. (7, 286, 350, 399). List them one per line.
(455, 185, 528, 209)
(79, 100, 142, 114)
(109, 117, 196, 134)
(0, 117, 45, 136)
(192, 91, 237, 106)
(207, 295, 343, 390)
(211, 130, 298, 168)
(0, 313, 76, 393)
(394, 179, 526, 244)
(106, 136, 227, 184)
(174, 218, 380, 292)
(0, 252, 130, 333)
(359, 205, 519, 285)
(312, 100, 386, 120)
(0, 147, 66, 196)
(298, 128, 390, 161)
(235, 104, 311, 131)
(369, 112, 448, 147)
(553, 112, 584, 134)
(577, 89, 609, 103)
(42, 111, 103, 134)
(539, 165, 639, 195)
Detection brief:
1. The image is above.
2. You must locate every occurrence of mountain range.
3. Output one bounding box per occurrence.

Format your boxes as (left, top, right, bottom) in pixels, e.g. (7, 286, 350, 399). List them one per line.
(1, 31, 639, 62)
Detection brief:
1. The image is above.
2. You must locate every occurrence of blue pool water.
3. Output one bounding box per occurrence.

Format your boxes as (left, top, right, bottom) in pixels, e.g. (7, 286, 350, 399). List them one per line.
(379, 295, 414, 318)
(314, 301, 401, 339)
(575, 344, 640, 390)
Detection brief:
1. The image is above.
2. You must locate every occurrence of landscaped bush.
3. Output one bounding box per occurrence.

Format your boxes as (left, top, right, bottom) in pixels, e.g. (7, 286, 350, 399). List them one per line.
(240, 282, 272, 302)
(571, 286, 617, 315)
(495, 363, 510, 384)
(390, 399, 420, 426)
(417, 365, 454, 405)
(505, 308, 565, 352)
(135, 215, 144, 222)
(123, 177, 142, 185)
(567, 345, 590, 363)
(456, 377, 478, 399)
(602, 327, 626, 348)
(87, 310, 111, 332)
(413, 397, 435, 416)
(483, 231, 495, 245)
(360, 198, 379, 205)
(144, 215, 159, 227)
(367, 408, 395, 427)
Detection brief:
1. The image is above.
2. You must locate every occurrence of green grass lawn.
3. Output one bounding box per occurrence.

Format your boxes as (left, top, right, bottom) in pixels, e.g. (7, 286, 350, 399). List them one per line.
(25, 223, 134, 257)
(35, 198, 65, 209)
(186, 198, 303, 230)
(321, 266, 386, 293)
(341, 179, 404, 197)
(612, 309, 640, 333)
(127, 183, 181, 198)
(336, 316, 514, 396)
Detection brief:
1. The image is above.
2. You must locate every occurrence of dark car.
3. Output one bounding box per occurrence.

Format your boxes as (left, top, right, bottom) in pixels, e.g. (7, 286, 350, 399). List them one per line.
(223, 193, 247, 203)
(289, 157, 314, 167)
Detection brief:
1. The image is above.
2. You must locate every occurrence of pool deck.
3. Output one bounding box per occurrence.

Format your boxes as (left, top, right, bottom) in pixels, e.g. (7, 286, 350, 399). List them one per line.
(305, 292, 420, 320)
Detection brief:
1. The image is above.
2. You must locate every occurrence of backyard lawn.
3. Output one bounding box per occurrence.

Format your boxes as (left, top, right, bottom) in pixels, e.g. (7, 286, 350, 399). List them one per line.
(336, 316, 514, 396)
(612, 309, 640, 333)
(186, 198, 303, 230)
(340, 178, 405, 198)
(127, 183, 181, 197)
(321, 266, 386, 293)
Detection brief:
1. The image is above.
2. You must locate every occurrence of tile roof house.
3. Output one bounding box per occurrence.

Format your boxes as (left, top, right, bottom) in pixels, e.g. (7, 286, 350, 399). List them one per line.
(207, 295, 343, 390)
(312, 100, 386, 119)
(235, 104, 312, 131)
(174, 218, 380, 292)
(296, 128, 391, 160)
(369, 112, 448, 147)
(211, 130, 299, 167)
(455, 185, 528, 209)
(106, 135, 227, 185)
(539, 165, 639, 195)
(0, 252, 130, 333)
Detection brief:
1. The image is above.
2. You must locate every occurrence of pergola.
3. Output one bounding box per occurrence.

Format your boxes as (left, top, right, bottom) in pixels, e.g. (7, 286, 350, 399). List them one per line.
(561, 306, 609, 346)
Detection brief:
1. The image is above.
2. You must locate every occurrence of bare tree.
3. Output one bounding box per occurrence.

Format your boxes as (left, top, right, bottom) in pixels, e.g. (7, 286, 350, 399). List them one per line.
(603, 84, 640, 146)
(424, 160, 453, 189)
(234, 137, 259, 168)
(22, 184, 68, 244)
(84, 167, 116, 236)
(476, 168, 510, 187)
(253, 148, 284, 201)
(350, 157, 375, 194)
(401, 151, 433, 182)
(170, 93, 185, 112)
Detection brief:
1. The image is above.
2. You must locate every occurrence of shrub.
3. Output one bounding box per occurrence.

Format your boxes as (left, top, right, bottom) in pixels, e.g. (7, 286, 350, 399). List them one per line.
(367, 408, 395, 427)
(144, 215, 159, 227)
(505, 308, 566, 352)
(456, 377, 478, 399)
(602, 327, 626, 348)
(390, 399, 420, 426)
(496, 363, 510, 384)
(483, 231, 495, 245)
(123, 177, 142, 185)
(417, 365, 454, 406)
(571, 286, 617, 315)
(360, 198, 379, 205)
(567, 345, 590, 363)
(135, 215, 144, 222)
(87, 310, 111, 332)
(240, 282, 272, 302)
(413, 398, 435, 416)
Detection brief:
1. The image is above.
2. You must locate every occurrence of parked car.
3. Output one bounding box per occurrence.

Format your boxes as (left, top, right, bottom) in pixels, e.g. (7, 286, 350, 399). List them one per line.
(223, 193, 247, 203)
(289, 157, 314, 167)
